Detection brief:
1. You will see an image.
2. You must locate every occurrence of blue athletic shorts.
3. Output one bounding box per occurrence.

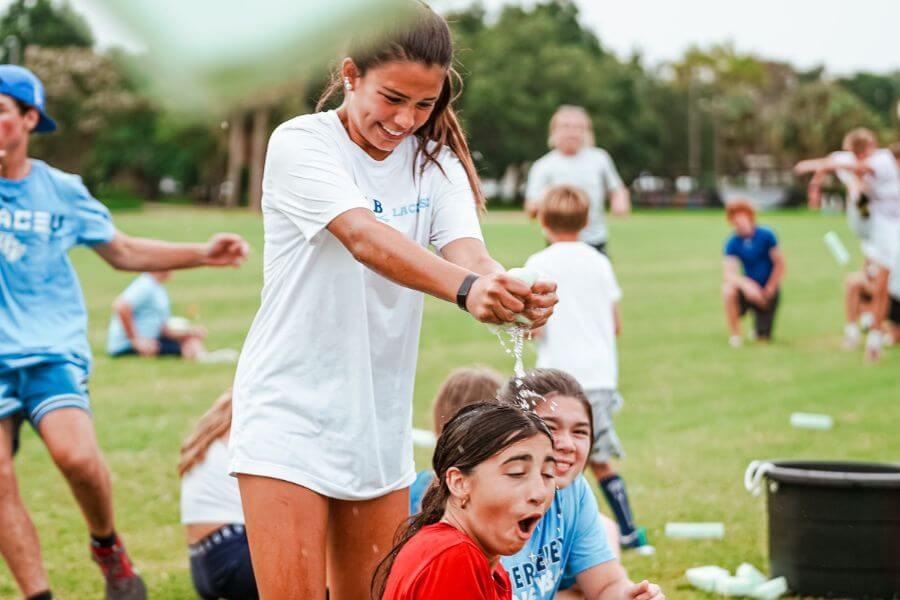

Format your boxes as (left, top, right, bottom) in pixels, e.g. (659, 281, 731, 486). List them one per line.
(0, 358, 91, 427)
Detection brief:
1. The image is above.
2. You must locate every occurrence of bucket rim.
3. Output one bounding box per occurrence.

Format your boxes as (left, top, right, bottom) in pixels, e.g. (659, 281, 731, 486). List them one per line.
(764, 460, 900, 488)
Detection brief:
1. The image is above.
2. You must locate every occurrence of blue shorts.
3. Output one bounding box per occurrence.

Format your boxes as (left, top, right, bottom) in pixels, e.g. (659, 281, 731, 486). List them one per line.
(0, 358, 91, 427)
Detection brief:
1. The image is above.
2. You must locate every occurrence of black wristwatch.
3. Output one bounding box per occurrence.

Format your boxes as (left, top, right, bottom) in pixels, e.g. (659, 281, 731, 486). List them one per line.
(456, 273, 480, 312)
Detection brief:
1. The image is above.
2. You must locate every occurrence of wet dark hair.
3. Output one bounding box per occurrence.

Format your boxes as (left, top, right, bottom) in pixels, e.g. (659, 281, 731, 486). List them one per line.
(371, 402, 553, 598)
(316, 2, 485, 211)
(497, 368, 595, 456)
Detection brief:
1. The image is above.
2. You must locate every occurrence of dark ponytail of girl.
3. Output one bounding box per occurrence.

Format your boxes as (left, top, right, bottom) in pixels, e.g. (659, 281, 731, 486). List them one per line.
(316, 2, 486, 212)
(370, 402, 553, 599)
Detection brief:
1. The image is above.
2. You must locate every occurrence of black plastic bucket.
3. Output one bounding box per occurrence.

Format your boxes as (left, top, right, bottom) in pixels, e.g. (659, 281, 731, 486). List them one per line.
(762, 461, 900, 598)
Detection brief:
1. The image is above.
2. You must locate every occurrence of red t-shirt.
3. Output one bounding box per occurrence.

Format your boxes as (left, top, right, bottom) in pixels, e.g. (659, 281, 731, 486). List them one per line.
(383, 522, 512, 600)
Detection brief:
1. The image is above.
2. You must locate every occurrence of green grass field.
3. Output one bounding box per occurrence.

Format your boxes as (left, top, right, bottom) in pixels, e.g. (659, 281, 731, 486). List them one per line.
(2, 206, 897, 599)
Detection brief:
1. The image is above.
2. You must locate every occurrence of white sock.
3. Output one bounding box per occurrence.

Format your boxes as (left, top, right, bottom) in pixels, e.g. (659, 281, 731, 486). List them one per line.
(860, 312, 875, 331)
(866, 330, 883, 350)
(844, 323, 860, 339)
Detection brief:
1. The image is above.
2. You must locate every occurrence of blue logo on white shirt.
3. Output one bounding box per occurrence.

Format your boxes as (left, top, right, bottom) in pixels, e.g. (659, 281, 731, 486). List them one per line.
(368, 197, 431, 223)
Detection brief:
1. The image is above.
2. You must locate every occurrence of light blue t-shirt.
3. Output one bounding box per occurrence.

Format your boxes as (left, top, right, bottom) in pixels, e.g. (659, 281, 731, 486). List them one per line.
(106, 274, 171, 355)
(409, 469, 434, 514)
(501, 476, 616, 600)
(0, 160, 115, 369)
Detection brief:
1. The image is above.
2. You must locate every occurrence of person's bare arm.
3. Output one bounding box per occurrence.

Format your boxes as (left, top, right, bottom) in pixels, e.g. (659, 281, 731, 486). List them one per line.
(524, 196, 542, 219)
(613, 303, 622, 336)
(439, 237, 505, 276)
(609, 187, 631, 217)
(764, 246, 786, 300)
(795, 157, 873, 177)
(327, 208, 532, 324)
(722, 256, 742, 284)
(576, 560, 664, 600)
(441, 238, 558, 327)
(807, 168, 828, 209)
(724, 256, 765, 305)
(112, 297, 158, 356)
(93, 231, 248, 272)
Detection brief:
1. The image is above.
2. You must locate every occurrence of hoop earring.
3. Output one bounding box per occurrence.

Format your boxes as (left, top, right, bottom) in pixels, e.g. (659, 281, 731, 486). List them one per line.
(460, 496, 469, 509)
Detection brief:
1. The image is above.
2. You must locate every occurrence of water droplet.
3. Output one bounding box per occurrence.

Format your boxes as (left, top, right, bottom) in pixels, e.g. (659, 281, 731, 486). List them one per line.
(372, 544, 379, 553)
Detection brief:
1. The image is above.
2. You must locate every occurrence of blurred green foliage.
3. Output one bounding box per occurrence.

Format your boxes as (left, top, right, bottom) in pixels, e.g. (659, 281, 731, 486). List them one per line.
(3, 0, 899, 202)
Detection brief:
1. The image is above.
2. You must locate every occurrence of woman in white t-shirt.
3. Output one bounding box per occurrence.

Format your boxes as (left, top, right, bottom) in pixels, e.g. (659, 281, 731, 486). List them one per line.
(229, 6, 557, 599)
(179, 390, 256, 600)
(525, 105, 630, 254)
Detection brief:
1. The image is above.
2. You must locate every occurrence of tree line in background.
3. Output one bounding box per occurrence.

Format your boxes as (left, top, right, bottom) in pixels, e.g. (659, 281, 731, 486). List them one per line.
(3, 0, 898, 206)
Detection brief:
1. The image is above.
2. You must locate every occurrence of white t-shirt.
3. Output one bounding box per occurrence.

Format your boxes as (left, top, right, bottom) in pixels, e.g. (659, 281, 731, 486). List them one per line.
(230, 111, 483, 500)
(525, 241, 621, 391)
(831, 149, 900, 220)
(181, 440, 244, 525)
(525, 147, 624, 245)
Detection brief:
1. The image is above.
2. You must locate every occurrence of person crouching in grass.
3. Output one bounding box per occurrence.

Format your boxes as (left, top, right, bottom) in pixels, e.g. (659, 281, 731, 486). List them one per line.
(374, 403, 556, 599)
(721, 200, 786, 347)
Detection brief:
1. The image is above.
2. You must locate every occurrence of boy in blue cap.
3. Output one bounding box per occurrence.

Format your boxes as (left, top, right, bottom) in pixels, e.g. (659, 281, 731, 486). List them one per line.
(0, 65, 248, 600)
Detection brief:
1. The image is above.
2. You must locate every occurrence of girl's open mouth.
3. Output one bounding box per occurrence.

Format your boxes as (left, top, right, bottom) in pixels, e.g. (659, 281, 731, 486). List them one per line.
(517, 514, 541, 537)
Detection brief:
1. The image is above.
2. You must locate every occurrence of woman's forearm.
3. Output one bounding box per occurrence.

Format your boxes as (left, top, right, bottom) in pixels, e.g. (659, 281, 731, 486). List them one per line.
(331, 210, 470, 302)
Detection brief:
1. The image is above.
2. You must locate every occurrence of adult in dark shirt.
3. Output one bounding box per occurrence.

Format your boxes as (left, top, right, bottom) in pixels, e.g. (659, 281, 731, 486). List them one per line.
(721, 200, 786, 346)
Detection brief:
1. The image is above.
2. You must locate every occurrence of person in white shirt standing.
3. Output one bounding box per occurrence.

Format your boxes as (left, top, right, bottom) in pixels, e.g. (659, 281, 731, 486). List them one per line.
(525, 185, 653, 554)
(525, 105, 630, 255)
(796, 128, 900, 361)
(228, 6, 558, 600)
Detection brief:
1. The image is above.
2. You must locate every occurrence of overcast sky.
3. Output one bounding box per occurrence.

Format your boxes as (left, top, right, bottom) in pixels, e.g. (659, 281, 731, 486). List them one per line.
(11, 0, 900, 75)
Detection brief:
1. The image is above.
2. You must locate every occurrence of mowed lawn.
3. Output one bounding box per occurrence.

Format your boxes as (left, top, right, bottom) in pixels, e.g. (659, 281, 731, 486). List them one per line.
(2, 205, 898, 599)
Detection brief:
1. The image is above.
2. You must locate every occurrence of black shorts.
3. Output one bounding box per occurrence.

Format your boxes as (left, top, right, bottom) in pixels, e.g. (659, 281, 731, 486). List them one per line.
(738, 289, 780, 339)
(589, 241, 608, 255)
(111, 336, 183, 357)
(189, 524, 258, 600)
(889, 296, 900, 324)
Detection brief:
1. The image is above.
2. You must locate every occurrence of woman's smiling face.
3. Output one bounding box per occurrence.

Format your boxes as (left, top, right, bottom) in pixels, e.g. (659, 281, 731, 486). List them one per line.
(341, 59, 446, 160)
(535, 394, 592, 489)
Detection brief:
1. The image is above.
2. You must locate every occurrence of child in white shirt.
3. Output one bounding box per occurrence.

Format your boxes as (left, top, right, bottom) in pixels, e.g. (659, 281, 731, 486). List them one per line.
(525, 184, 651, 551)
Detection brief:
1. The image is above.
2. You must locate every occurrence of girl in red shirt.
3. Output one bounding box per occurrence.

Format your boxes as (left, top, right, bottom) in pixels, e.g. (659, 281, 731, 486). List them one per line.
(374, 403, 557, 599)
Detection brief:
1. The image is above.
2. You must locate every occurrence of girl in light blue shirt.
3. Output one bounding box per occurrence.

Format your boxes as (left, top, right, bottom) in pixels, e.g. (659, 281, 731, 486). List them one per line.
(499, 369, 664, 600)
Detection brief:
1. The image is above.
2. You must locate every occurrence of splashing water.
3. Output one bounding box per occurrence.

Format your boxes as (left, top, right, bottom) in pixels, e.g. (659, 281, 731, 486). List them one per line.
(492, 324, 554, 411)
(493, 324, 528, 378)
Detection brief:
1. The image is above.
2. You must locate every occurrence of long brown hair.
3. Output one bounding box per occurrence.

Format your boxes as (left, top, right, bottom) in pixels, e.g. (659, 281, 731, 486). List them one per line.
(497, 368, 595, 455)
(371, 402, 552, 598)
(316, 2, 485, 212)
(178, 389, 232, 478)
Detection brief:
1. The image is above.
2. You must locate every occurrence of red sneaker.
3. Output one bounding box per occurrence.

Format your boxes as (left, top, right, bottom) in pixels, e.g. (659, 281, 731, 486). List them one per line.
(90, 537, 147, 600)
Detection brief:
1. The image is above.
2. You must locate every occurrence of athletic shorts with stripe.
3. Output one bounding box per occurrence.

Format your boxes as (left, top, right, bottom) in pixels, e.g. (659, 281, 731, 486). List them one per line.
(0, 358, 91, 428)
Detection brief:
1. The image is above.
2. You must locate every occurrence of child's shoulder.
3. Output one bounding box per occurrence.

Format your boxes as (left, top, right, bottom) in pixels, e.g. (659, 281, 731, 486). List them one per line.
(756, 225, 777, 240)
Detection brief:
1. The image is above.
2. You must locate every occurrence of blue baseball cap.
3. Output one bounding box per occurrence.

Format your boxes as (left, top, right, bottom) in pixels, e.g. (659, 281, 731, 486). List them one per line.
(0, 65, 57, 133)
